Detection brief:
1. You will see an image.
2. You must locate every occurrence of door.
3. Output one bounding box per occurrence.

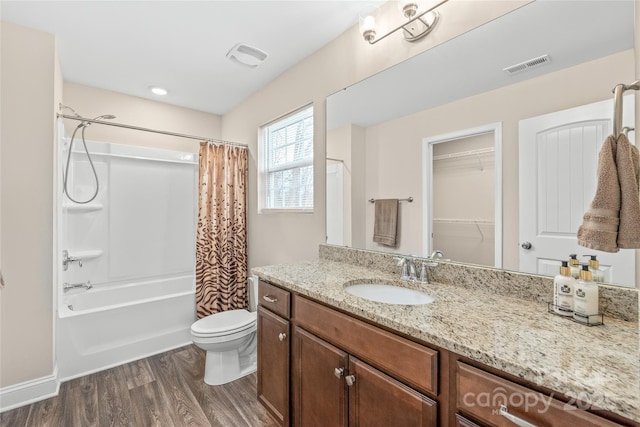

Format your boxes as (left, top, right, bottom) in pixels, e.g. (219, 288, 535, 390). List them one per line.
(257, 306, 290, 426)
(348, 357, 437, 427)
(519, 96, 635, 287)
(293, 326, 348, 427)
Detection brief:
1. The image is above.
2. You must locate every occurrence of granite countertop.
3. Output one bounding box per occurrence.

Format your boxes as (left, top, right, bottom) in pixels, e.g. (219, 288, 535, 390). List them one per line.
(253, 259, 640, 423)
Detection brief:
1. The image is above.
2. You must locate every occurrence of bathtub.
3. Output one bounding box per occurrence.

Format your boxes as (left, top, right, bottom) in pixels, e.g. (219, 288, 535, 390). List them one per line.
(57, 275, 196, 380)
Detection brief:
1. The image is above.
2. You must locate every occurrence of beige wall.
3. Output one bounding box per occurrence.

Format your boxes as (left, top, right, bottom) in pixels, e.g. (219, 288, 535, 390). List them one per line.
(222, 0, 528, 269)
(362, 49, 635, 271)
(63, 82, 222, 153)
(0, 22, 60, 387)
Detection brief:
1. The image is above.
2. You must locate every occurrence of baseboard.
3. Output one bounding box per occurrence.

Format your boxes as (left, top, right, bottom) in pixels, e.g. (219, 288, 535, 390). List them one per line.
(0, 368, 60, 413)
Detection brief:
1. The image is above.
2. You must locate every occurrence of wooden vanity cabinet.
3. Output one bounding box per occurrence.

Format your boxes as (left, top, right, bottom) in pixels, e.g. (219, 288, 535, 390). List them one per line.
(293, 295, 438, 427)
(455, 362, 627, 427)
(257, 281, 291, 426)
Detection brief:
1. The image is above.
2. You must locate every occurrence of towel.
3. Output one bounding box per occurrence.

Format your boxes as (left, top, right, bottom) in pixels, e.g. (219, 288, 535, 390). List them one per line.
(373, 199, 399, 247)
(616, 133, 640, 248)
(577, 133, 640, 252)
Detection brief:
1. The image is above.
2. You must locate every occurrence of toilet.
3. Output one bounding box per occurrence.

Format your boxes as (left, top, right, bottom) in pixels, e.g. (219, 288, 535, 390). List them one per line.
(191, 275, 259, 385)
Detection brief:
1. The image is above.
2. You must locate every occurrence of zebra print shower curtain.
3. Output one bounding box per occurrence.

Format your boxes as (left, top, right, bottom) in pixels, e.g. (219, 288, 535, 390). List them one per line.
(195, 142, 248, 318)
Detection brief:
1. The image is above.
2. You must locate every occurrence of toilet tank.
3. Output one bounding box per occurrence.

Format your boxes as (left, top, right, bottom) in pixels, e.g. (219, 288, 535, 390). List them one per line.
(248, 275, 259, 311)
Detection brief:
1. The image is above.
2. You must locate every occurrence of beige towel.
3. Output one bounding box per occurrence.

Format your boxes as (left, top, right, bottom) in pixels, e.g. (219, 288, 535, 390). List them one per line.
(577, 134, 640, 252)
(616, 133, 640, 248)
(373, 199, 398, 247)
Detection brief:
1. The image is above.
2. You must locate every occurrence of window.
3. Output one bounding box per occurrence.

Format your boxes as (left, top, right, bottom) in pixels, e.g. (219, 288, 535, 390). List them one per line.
(259, 105, 313, 212)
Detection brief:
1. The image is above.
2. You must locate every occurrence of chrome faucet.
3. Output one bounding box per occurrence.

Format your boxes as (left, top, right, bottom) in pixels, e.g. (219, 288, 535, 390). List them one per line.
(63, 281, 92, 292)
(62, 250, 83, 270)
(397, 256, 418, 282)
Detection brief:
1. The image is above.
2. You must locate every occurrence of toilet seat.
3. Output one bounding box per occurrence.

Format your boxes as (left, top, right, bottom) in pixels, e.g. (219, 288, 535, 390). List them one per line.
(191, 309, 257, 338)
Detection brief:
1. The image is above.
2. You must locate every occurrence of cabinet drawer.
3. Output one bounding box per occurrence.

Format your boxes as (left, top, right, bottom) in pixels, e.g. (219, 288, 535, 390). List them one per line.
(259, 280, 290, 318)
(294, 296, 438, 396)
(457, 362, 621, 427)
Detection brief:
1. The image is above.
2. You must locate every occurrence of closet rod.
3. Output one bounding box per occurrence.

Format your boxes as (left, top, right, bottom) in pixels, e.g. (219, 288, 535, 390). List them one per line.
(613, 80, 640, 137)
(57, 114, 248, 148)
(432, 146, 494, 161)
(369, 197, 413, 203)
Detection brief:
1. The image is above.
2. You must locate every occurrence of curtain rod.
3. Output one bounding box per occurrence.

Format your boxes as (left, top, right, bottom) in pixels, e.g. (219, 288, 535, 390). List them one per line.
(57, 114, 248, 149)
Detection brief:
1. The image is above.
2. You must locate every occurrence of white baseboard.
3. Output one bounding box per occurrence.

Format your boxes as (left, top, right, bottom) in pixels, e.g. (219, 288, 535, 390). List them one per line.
(0, 368, 60, 413)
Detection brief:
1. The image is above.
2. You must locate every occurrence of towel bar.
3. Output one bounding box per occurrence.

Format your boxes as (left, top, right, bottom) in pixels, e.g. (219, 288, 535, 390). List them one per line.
(613, 80, 639, 137)
(368, 197, 413, 203)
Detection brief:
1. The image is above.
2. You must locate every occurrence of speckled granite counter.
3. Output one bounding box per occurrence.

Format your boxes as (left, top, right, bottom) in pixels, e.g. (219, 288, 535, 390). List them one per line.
(253, 259, 640, 423)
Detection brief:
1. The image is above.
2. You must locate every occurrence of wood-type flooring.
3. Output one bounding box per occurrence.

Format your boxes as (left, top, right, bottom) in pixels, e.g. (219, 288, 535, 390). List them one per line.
(1, 345, 278, 427)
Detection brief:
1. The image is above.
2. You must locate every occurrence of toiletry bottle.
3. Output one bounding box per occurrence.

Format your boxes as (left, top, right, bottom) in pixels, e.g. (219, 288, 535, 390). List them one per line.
(585, 255, 605, 282)
(568, 254, 580, 279)
(553, 261, 575, 316)
(573, 264, 599, 324)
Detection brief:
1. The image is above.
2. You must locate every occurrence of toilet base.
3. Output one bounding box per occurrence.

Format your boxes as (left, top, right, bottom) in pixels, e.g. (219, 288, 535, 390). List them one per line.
(204, 348, 257, 385)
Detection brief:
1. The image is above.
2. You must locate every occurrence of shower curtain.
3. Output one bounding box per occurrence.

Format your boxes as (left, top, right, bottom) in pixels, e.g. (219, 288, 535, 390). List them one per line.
(196, 142, 248, 318)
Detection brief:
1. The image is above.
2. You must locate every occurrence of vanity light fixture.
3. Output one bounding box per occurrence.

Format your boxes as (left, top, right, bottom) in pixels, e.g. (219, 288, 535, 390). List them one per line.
(360, 0, 447, 44)
(149, 86, 168, 96)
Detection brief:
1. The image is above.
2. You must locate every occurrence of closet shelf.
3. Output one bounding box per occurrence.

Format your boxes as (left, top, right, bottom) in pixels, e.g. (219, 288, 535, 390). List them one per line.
(432, 147, 494, 161)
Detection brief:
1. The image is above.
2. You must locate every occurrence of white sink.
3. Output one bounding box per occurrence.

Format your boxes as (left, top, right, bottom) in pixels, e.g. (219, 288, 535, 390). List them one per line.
(344, 283, 434, 305)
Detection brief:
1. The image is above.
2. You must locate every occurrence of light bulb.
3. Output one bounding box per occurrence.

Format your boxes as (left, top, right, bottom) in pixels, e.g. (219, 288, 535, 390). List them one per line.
(399, 0, 418, 18)
(359, 15, 376, 42)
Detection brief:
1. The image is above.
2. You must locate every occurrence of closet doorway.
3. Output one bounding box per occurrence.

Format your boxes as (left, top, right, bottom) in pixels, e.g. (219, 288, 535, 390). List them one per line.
(422, 123, 502, 268)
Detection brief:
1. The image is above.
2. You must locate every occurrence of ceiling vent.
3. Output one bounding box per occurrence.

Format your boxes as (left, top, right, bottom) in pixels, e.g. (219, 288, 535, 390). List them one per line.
(226, 43, 268, 68)
(503, 54, 551, 75)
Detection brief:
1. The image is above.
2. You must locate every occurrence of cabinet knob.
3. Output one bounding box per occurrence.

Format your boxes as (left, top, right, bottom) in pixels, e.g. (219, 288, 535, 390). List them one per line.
(278, 332, 287, 342)
(345, 375, 356, 386)
(334, 367, 344, 379)
(499, 405, 537, 427)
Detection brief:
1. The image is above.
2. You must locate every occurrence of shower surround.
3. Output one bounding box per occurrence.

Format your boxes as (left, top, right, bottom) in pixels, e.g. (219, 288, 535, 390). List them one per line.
(57, 137, 198, 380)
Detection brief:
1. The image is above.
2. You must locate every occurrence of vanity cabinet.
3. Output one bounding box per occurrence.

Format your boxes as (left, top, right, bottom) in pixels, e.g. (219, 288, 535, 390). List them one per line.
(257, 281, 291, 426)
(256, 279, 636, 427)
(293, 295, 438, 427)
(455, 362, 624, 427)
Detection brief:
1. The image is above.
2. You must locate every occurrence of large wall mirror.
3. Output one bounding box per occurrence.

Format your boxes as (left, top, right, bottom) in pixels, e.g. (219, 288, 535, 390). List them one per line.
(326, 0, 636, 287)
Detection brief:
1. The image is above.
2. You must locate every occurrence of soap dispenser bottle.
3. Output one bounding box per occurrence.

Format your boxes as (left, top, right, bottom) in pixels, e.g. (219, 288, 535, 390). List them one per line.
(568, 254, 580, 279)
(585, 255, 605, 282)
(573, 264, 599, 324)
(553, 261, 575, 316)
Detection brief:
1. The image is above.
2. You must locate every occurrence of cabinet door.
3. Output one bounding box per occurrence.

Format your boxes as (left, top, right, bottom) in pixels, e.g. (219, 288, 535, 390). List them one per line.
(293, 327, 348, 427)
(349, 357, 438, 427)
(257, 306, 290, 426)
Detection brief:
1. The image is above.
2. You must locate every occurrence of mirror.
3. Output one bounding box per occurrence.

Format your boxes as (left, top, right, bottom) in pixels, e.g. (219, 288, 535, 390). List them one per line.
(326, 0, 636, 286)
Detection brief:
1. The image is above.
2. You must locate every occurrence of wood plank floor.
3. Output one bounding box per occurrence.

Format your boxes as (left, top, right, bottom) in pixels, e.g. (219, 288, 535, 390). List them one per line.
(1, 345, 279, 427)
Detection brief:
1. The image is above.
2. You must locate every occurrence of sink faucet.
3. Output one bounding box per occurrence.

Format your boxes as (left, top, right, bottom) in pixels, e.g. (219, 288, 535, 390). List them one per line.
(397, 256, 418, 282)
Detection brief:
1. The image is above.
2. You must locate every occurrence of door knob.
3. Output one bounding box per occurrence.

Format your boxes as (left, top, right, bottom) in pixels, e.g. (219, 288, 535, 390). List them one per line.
(521, 242, 532, 250)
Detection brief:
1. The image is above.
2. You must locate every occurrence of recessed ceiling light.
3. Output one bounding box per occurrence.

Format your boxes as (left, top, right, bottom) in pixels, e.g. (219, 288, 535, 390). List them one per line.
(149, 86, 168, 96)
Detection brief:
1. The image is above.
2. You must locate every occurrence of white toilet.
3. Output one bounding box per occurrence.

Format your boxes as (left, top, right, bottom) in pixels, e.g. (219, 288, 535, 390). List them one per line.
(191, 275, 259, 385)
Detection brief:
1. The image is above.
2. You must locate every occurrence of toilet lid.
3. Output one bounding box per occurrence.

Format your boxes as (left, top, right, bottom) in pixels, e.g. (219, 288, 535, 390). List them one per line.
(191, 309, 256, 336)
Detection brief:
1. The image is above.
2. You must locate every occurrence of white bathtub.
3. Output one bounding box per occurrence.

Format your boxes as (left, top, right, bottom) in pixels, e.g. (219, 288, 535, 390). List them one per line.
(57, 275, 196, 380)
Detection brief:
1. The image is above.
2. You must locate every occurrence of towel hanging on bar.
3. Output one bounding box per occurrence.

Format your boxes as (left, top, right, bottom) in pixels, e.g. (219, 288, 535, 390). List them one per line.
(373, 199, 399, 247)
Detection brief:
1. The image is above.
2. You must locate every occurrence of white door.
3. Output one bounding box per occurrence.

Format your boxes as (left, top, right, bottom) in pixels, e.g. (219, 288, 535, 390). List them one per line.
(519, 96, 635, 287)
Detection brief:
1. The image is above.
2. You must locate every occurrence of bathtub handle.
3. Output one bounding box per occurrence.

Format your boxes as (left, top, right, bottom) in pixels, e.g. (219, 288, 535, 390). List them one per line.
(263, 295, 278, 303)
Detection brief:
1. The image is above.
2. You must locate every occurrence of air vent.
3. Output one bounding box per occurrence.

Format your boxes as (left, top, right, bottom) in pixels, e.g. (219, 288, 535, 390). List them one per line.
(503, 54, 551, 75)
(226, 43, 268, 68)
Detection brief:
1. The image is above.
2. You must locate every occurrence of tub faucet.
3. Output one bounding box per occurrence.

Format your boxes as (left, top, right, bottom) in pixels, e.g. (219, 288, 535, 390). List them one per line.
(63, 281, 92, 292)
(62, 250, 83, 270)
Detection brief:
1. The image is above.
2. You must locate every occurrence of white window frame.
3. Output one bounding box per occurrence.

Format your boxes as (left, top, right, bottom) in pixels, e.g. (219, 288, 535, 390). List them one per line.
(258, 104, 314, 213)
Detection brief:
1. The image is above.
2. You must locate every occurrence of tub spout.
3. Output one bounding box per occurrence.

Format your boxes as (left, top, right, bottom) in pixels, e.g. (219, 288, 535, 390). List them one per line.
(63, 281, 92, 292)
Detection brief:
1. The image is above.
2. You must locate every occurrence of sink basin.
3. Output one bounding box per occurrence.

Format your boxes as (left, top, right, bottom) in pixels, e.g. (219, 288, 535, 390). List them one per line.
(344, 283, 434, 305)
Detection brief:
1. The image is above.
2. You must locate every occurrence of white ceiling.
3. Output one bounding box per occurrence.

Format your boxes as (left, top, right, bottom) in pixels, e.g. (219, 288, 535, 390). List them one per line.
(1, 0, 384, 115)
(327, 0, 635, 129)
